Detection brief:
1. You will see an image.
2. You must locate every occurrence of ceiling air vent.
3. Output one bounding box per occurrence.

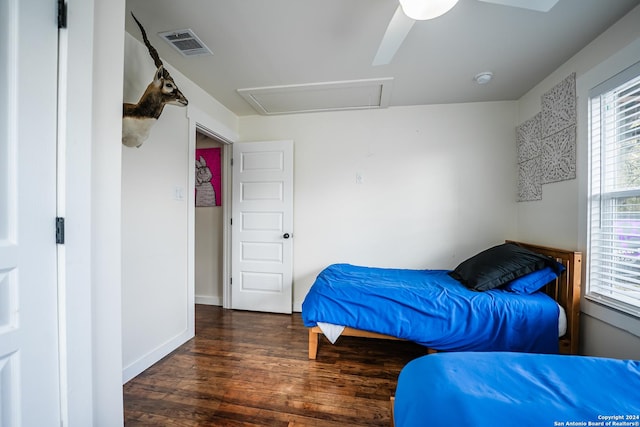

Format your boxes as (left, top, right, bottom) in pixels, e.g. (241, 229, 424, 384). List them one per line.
(158, 29, 212, 57)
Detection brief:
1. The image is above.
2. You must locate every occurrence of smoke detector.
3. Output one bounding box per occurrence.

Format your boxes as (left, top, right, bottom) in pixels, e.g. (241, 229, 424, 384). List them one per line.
(474, 72, 493, 85)
(158, 29, 212, 57)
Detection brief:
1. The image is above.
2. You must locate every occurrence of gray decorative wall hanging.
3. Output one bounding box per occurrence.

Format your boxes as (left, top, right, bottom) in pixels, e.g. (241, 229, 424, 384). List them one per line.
(516, 73, 576, 202)
(518, 157, 542, 201)
(540, 125, 576, 183)
(541, 73, 576, 138)
(517, 113, 541, 163)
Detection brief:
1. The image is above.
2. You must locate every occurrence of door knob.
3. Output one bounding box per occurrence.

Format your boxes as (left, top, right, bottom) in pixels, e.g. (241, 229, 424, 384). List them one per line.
(283, 233, 290, 239)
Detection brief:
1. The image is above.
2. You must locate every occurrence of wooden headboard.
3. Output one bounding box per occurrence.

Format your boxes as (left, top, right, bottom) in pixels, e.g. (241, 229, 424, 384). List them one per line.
(506, 241, 582, 355)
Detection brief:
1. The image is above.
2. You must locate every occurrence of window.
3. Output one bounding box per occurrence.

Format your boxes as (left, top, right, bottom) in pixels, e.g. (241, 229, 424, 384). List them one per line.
(587, 61, 640, 317)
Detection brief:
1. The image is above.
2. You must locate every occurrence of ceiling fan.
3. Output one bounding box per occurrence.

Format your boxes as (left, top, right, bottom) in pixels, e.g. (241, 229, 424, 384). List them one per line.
(372, 0, 561, 66)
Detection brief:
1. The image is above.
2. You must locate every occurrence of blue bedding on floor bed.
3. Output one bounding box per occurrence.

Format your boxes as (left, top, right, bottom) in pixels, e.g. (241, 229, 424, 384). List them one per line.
(394, 352, 640, 427)
(301, 263, 560, 353)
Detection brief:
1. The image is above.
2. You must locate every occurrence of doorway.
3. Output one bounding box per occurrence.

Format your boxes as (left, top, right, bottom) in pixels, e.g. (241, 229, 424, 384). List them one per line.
(188, 115, 234, 313)
(194, 131, 226, 306)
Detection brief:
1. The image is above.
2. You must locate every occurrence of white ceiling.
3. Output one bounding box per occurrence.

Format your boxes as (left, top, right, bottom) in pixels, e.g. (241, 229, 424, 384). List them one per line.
(125, 0, 640, 117)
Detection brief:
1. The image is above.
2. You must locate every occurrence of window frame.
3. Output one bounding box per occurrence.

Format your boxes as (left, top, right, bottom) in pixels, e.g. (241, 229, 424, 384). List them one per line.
(586, 59, 640, 319)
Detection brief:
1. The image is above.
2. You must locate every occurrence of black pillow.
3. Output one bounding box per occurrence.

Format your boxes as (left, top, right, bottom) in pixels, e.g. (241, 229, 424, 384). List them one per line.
(448, 243, 558, 292)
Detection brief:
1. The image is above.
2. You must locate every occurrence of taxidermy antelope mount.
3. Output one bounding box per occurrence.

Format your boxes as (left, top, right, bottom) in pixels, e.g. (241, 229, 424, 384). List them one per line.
(122, 13, 188, 148)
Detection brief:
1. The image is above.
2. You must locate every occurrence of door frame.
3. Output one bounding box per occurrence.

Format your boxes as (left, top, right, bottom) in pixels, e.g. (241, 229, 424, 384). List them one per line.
(59, 0, 125, 424)
(187, 107, 237, 314)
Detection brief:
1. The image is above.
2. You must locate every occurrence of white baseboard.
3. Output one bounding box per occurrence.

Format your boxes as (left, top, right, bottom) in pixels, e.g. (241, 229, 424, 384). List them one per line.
(197, 295, 300, 311)
(195, 295, 222, 306)
(196, 296, 299, 311)
(122, 328, 193, 384)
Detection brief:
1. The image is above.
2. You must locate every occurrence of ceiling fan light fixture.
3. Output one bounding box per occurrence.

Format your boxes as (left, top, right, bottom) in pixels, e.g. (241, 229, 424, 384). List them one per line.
(399, 0, 460, 20)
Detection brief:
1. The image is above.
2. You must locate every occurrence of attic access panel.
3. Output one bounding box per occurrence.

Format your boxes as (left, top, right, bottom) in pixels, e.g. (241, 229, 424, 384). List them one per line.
(477, 0, 560, 12)
(237, 78, 394, 115)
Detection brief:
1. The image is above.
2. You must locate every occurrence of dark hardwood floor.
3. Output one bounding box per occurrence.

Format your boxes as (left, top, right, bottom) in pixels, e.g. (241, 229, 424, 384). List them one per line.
(123, 305, 430, 426)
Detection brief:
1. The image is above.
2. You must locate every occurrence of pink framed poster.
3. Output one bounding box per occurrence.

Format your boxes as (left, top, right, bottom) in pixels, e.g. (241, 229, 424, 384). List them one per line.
(195, 147, 221, 206)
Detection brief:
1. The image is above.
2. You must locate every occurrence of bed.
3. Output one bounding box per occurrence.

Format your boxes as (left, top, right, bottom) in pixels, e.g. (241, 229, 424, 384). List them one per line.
(392, 352, 640, 427)
(302, 241, 582, 359)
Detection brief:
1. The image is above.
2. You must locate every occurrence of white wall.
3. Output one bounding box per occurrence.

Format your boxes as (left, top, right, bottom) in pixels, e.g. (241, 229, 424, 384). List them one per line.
(516, 5, 640, 358)
(121, 32, 238, 382)
(240, 102, 519, 310)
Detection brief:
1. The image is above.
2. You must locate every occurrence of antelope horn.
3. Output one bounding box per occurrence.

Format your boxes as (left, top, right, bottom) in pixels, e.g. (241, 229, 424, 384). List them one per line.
(131, 12, 163, 70)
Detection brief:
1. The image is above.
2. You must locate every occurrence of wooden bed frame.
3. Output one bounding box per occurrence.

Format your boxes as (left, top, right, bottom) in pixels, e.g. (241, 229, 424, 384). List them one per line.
(308, 241, 582, 359)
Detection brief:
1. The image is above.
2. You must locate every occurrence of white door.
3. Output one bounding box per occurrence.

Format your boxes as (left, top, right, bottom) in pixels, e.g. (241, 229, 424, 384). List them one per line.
(231, 140, 293, 314)
(0, 1, 61, 426)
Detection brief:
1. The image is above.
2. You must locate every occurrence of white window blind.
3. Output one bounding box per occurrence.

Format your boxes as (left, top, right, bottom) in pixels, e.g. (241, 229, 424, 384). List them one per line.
(588, 60, 640, 317)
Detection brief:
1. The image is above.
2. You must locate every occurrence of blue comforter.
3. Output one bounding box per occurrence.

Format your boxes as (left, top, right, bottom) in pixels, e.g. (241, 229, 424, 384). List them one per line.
(301, 263, 559, 353)
(394, 352, 640, 427)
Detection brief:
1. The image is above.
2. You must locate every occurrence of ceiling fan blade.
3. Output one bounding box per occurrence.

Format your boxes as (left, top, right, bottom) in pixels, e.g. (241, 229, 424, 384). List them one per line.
(372, 5, 416, 66)
(477, 0, 560, 12)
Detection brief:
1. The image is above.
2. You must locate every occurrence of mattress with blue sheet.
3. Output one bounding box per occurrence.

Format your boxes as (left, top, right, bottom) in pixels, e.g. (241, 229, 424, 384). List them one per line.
(301, 263, 561, 354)
(393, 352, 640, 427)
